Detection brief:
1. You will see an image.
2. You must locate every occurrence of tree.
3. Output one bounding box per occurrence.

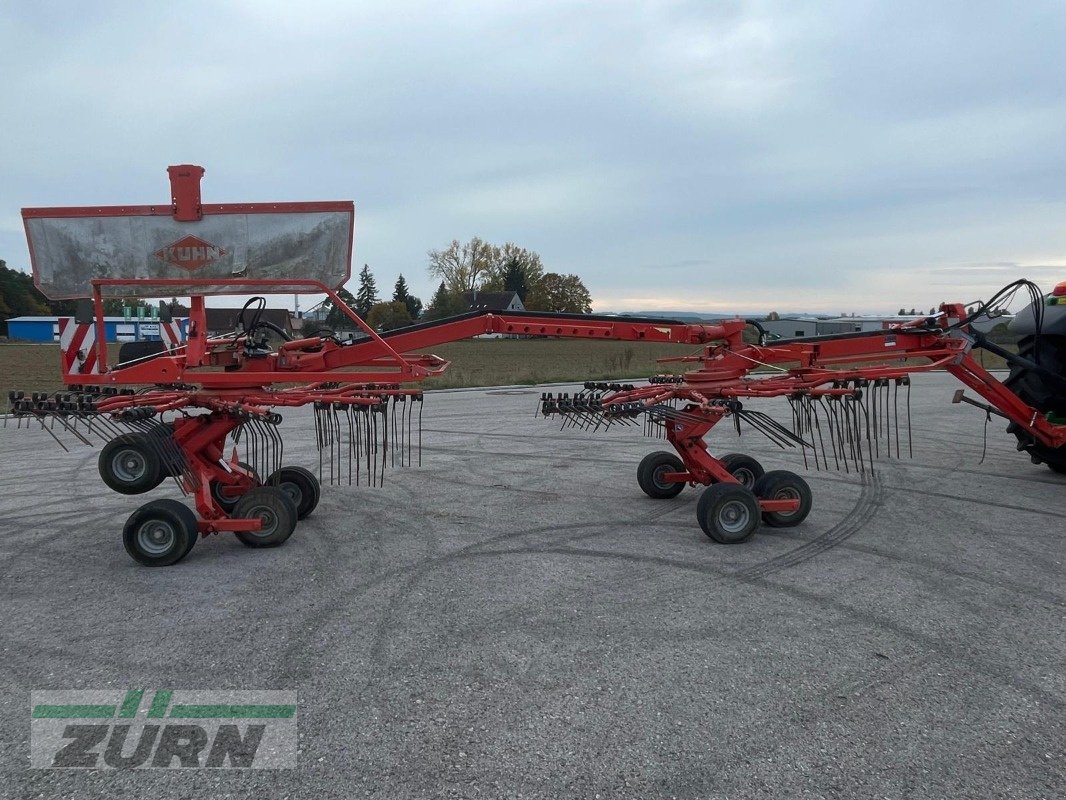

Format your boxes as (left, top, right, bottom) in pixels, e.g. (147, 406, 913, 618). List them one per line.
(392, 273, 423, 320)
(0, 259, 49, 333)
(325, 287, 359, 329)
(354, 264, 379, 319)
(482, 243, 544, 302)
(525, 273, 592, 314)
(424, 281, 468, 320)
(367, 301, 413, 331)
(766, 311, 780, 321)
(898, 308, 906, 315)
(427, 237, 496, 294)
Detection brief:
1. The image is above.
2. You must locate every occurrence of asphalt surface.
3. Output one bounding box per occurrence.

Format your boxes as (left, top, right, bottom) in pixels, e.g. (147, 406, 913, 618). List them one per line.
(0, 372, 1063, 799)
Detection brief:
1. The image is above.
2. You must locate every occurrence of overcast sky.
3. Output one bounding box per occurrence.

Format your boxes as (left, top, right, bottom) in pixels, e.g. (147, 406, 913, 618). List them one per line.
(3, 1, 1066, 314)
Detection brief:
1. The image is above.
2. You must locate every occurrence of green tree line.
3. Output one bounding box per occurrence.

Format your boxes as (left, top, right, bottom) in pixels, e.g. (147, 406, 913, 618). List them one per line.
(0, 259, 76, 334)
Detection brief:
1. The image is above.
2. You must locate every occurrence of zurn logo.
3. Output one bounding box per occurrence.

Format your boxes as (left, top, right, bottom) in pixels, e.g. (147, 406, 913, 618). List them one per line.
(30, 690, 296, 769)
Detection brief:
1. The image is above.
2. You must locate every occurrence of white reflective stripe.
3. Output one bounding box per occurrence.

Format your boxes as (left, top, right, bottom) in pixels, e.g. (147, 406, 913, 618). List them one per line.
(161, 321, 184, 348)
(82, 325, 100, 374)
(60, 321, 100, 375)
(58, 317, 75, 351)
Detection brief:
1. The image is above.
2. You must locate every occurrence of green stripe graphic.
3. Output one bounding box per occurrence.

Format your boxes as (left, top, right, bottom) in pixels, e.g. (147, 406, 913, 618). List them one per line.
(118, 689, 143, 718)
(32, 704, 116, 718)
(169, 704, 296, 719)
(147, 690, 172, 718)
(32, 691, 295, 719)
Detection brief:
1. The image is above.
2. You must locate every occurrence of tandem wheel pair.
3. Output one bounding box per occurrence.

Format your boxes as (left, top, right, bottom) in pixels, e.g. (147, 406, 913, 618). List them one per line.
(97, 430, 321, 567)
(637, 451, 812, 543)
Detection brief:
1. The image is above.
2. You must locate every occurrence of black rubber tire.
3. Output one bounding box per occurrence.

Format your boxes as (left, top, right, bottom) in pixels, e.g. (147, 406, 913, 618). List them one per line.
(232, 487, 298, 548)
(718, 453, 765, 489)
(267, 466, 321, 519)
(697, 483, 760, 544)
(209, 462, 260, 514)
(99, 435, 165, 495)
(1002, 332, 1066, 472)
(753, 470, 813, 528)
(122, 499, 198, 567)
(637, 451, 686, 499)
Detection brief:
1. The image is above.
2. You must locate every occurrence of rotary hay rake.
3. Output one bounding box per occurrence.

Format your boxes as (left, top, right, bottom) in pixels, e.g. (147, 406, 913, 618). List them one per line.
(8, 165, 1066, 565)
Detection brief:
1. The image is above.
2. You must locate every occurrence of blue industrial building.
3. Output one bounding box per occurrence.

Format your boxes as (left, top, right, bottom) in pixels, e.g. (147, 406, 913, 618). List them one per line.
(5, 316, 188, 343)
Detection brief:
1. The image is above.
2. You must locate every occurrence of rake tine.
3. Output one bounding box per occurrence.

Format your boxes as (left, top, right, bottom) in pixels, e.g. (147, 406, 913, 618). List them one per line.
(871, 381, 879, 450)
(370, 406, 378, 488)
(817, 399, 839, 471)
(849, 396, 864, 474)
(808, 398, 824, 471)
(390, 397, 397, 466)
(52, 411, 93, 446)
(314, 404, 324, 483)
(905, 377, 913, 458)
(841, 398, 857, 469)
(791, 398, 810, 470)
(823, 399, 844, 473)
(735, 411, 787, 449)
(31, 413, 70, 452)
(330, 404, 340, 485)
(379, 402, 388, 487)
(893, 379, 901, 459)
(884, 381, 892, 458)
(345, 406, 354, 486)
(154, 420, 187, 490)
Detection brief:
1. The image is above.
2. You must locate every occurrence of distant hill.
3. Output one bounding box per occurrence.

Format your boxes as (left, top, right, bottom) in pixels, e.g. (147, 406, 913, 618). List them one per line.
(605, 310, 742, 322)
(603, 310, 874, 322)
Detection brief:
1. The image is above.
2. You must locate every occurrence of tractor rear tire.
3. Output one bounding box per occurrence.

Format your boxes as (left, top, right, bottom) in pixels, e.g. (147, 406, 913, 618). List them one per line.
(99, 435, 165, 495)
(637, 452, 686, 499)
(232, 487, 298, 549)
(122, 499, 198, 567)
(697, 484, 760, 544)
(719, 453, 765, 488)
(1003, 332, 1066, 473)
(753, 470, 813, 528)
(267, 466, 321, 519)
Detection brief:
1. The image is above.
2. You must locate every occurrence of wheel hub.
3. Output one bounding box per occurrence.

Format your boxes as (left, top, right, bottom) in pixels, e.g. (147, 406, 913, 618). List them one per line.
(137, 520, 176, 555)
(249, 507, 278, 537)
(718, 500, 751, 533)
(281, 482, 303, 507)
(652, 466, 674, 490)
(114, 449, 147, 482)
(773, 487, 800, 516)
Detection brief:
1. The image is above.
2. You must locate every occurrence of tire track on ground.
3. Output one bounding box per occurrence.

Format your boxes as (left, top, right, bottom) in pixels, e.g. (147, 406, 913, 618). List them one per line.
(736, 471, 885, 580)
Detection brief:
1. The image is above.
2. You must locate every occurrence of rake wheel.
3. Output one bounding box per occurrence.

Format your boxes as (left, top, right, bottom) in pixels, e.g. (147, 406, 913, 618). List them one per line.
(267, 466, 321, 519)
(753, 470, 812, 528)
(697, 484, 760, 544)
(637, 451, 686, 499)
(233, 487, 298, 548)
(718, 453, 765, 489)
(122, 499, 198, 567)
(99, 434, 165, 495)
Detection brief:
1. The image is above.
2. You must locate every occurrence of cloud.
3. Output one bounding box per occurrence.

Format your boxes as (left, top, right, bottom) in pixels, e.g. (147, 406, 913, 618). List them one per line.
(2, 1, 1065, 315)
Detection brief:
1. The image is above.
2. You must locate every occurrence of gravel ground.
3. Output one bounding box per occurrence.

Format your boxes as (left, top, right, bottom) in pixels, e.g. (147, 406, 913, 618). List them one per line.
(0, 372, 1063, 799)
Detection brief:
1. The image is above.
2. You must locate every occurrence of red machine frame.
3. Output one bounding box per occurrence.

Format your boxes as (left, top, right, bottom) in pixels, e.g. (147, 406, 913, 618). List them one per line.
(14, 164, 1066, 563)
